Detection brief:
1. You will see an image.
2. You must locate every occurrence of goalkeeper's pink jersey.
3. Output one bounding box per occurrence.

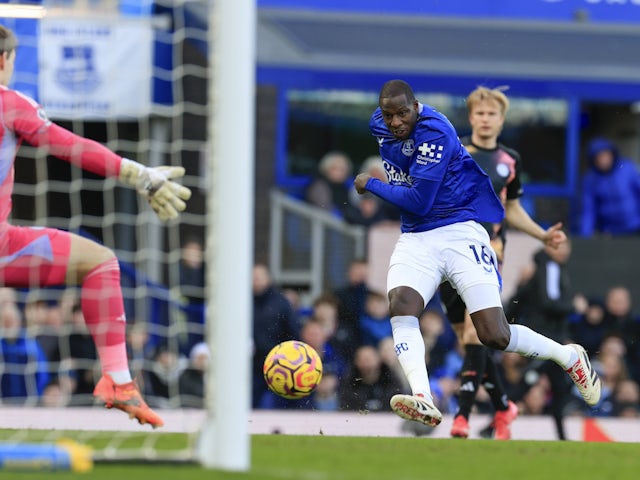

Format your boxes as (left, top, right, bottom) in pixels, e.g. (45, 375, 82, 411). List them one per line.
(0, 85, 123, 223)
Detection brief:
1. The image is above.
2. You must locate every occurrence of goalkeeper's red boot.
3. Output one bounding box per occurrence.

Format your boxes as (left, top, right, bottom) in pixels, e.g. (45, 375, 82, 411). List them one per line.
(93, 374, 164, 429)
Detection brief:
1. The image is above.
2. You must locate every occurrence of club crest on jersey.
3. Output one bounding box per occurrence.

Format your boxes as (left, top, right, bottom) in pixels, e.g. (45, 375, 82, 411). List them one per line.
(496, 163, 510, 178)
(416, 142, 444, 165)
(401, 139, 415, 156)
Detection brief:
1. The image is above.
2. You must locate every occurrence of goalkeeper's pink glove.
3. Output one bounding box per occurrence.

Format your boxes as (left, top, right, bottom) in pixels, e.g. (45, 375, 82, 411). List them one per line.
(119, 158, 192, 221)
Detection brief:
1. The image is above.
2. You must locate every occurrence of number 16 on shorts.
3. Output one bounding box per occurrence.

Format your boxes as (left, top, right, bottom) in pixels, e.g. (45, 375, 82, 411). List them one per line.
(468, 244, 496, 273)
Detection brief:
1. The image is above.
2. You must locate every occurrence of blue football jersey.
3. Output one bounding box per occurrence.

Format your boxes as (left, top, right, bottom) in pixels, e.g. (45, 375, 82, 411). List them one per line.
(367, 103, 504, 233)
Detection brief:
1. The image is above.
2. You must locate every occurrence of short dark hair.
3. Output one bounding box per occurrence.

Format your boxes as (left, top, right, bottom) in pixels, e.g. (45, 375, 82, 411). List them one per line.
(379, 79, 415, 104)
(0, 25, 17, 55)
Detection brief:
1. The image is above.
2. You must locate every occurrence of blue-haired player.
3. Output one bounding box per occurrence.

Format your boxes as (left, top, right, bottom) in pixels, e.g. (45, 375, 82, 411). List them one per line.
(354, 79, 601, 427)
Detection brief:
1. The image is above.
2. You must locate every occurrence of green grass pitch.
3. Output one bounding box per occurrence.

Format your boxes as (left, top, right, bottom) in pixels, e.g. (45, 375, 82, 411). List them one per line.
(0, 432, 638, 479)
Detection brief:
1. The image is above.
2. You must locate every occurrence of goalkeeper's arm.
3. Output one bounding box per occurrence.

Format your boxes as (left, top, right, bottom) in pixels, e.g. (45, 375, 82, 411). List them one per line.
(24, 122, 192, 221)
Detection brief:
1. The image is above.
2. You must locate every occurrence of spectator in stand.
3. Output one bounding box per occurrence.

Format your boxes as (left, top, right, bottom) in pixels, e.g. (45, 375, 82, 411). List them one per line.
(143, 345, 188, 409)
(178, 342, 209, 408)
(599, 351, 630, 416)
(339, 344, 404, 412)
(0, 286, 17, 308)
(57, 288, 79, 326)
(505, 239, 577, 439)
(613, 379, 640, 417)
(179, 237, 205, 303)
(310, 293, 351, 369)
(519, 376, 551, 417)
(577, 137, 640, 237)
(281, 287, 308, 328)
(429, 343, 464, 416)
(299, 318, 343, 411)
(415, 304, 464, 415)
(359, 291, 392, 348)
(64, 302, 99, 405)
(252, 263, 298, 408)
(312, 293, 351, 368)
(601, 285, 640, 384)
(333, 258, 370, 359)
(599, 332, 627, 358)
(305, 151, 355, 286)
(595, 333, 630, 386)
(0, 300, 50, 405)
(33, 289, 83, 378)
(178, 237, 206, 351)
(344, 191, 392, 228)
(602, 285, 637, 331)
(29, 297, 63, 365)
(23, 297, 49, 331)
(304, 151, 353, 288)
(419, 308, 446, 367)
(507, 240, 576, 341)
(304, 150, 353, 218)
(419, 295, 458, 375)
(126, 322, 152, 387)
(40, 378, 74, 408)
(569, 295, 608, 358)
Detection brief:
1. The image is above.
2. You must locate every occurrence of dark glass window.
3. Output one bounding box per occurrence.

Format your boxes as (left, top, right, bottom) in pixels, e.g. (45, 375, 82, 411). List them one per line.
(286, 90, 568, 185)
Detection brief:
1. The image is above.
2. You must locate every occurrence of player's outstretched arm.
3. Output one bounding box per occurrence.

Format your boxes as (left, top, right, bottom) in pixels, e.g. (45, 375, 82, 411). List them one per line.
(119, 158, 192, 221)
(7, 90, 192, 220)
(505, 199, 566, 247)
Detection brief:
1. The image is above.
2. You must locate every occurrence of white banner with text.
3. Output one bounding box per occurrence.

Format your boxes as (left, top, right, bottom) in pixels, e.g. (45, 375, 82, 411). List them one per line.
(39, 17, 153, 120)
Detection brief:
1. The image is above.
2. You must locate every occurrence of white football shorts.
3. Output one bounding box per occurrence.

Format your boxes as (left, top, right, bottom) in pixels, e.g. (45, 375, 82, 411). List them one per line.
(387, 220, 502, 313)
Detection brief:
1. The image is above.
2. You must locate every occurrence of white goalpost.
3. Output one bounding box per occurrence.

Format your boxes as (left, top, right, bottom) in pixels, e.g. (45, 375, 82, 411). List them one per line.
(197, 0, 255, 471)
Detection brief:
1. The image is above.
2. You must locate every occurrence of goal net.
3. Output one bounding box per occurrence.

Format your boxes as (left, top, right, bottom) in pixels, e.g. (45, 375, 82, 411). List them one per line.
(0, 0, 253, 471)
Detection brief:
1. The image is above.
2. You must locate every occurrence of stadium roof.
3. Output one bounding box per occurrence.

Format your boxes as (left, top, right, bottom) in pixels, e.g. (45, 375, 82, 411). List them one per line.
(257, 7, 640, 84)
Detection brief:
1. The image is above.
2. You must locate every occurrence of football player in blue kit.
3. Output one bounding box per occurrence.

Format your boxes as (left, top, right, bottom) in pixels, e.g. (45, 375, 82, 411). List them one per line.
(353, 79, 600, 428)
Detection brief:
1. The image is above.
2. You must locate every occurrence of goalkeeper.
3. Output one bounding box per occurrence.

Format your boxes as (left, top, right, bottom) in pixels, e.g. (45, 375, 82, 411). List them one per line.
(0, 25, 192, 428)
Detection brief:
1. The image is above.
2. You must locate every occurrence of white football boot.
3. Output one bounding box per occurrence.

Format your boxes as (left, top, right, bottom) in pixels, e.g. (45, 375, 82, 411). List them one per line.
(390, 393, 442, 427)
(565, 344, 601, 406)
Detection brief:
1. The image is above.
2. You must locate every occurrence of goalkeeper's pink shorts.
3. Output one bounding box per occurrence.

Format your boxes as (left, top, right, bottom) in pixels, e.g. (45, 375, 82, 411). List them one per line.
(0, 224, 71, 287)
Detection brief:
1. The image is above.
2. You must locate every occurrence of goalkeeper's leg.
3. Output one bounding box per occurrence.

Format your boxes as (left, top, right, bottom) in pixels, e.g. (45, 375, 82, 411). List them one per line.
(0, 227, 163, 427)
(67, 233, 164, 428)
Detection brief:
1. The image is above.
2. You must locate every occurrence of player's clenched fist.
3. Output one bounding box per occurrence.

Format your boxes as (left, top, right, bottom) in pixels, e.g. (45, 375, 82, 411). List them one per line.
(119, 158, 192, 221)
(354, 173, 372, 194)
